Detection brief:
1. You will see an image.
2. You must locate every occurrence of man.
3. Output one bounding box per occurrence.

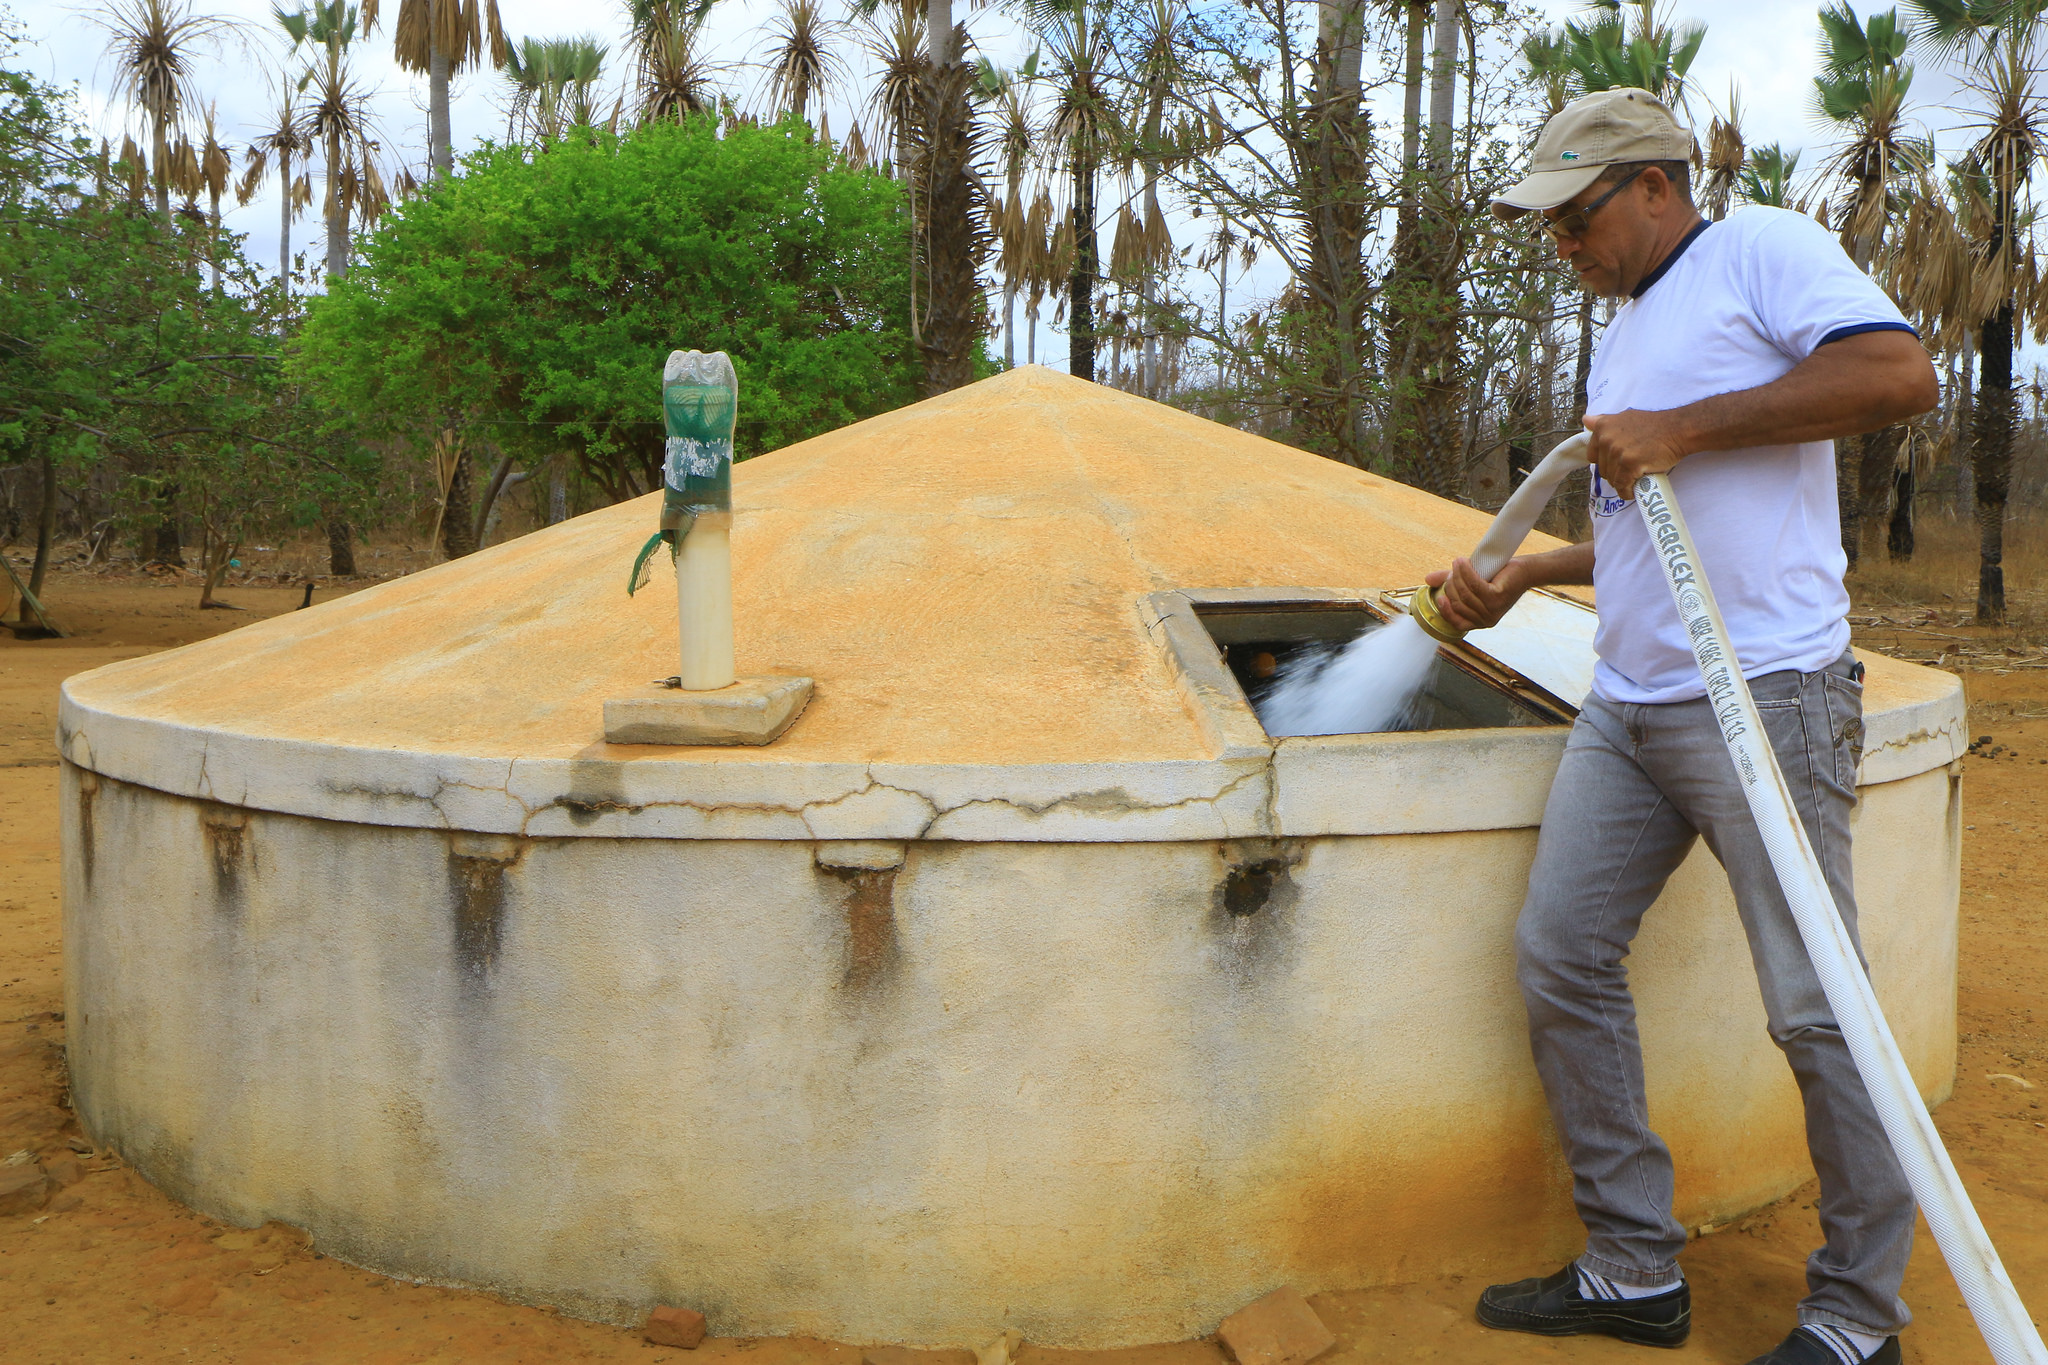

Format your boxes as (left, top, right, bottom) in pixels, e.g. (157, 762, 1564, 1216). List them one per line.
(1426, 88, 1939, 1365)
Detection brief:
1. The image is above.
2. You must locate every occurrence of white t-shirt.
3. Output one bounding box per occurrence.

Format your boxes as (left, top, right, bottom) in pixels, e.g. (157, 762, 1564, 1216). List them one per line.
(1583, 205, 1916, 704)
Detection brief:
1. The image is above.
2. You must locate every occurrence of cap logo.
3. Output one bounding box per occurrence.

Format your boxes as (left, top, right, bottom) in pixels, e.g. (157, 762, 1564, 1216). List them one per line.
(1559, 150, 1580, 161)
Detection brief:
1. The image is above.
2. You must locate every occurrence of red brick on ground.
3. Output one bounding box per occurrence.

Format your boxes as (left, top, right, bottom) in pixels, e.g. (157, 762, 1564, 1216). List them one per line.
(644, 1305, 708, 1348)
(1216, 1286, 1336, 1365)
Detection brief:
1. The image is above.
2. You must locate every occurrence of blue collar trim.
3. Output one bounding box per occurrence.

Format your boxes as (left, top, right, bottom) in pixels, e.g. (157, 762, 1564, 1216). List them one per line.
(1630, 219, 1711, 299)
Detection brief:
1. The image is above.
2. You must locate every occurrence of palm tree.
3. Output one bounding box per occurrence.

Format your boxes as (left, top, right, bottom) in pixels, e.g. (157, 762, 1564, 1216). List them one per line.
(1816, 3, 1920, 565)
(506, 36, 610, 143)
(860, 0, 924, 176)
(92, 0, 233, 222)
(1907, 0, 2048, 622)
(1880, 156, 1995, 536)
(904, 39, 988, 394)
(279, 1, 385, 282)
(1119, 0, 1189, 398)
(1817, 4, 1915, 268)
(1033, 0, 1116, 383)
(761, 0, 844, 125)
(1699, 87, 1744, 222)
(1738, 143, 1801, 207)
(1025, 188, 1059, 363)
(361, 0, 505, 180)
(192, 104, 233, 290)
(1559, 0, 1705, 113)
(1196, 210, 1252, 390)
(629, 0, 722, 124)
(238, 72, 316, 293)
(986, 65, 1038, 367)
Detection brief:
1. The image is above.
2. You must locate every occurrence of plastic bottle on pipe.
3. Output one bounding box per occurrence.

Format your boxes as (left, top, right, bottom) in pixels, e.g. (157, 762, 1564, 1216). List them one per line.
(663, 350, 737, 690)
(628, 350, 738, 690)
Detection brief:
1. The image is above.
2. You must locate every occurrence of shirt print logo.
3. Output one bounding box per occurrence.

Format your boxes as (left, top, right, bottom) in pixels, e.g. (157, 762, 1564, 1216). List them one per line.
(1589, 467, 1630, 519)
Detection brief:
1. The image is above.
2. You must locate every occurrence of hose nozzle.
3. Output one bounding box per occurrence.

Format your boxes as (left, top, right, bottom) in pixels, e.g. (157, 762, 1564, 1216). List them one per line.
(1408, 585, 1466, 644)
(1409, 430, 1593, 649)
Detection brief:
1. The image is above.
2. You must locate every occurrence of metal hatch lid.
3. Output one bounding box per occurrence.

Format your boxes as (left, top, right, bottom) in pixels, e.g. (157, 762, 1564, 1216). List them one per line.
(1385, 586, 1599, 711)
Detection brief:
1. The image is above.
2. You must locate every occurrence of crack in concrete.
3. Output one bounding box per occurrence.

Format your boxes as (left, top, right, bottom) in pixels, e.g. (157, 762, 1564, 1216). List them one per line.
(1864, 718, 1965, 757)
(923, 766, 1269, 832)
(308, 758, 1272, 840)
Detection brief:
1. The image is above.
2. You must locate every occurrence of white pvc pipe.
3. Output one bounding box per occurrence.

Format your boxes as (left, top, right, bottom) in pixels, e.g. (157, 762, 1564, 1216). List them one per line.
(676, 514, 735, 691)
(1469, 431, 1591, 580)
(1637, 471, 2046, 1365)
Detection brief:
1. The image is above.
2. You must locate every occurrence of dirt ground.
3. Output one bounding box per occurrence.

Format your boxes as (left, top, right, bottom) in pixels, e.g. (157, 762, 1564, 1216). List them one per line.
(1, 561, 2044, 1365)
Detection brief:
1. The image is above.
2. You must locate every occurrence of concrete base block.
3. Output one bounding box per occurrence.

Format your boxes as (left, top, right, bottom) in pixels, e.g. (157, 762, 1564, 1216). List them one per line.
(604, 676, 812, 747)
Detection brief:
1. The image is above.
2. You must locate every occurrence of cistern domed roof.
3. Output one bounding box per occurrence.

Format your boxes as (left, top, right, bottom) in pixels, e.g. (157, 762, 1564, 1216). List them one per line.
(60, 365, 1961, 843)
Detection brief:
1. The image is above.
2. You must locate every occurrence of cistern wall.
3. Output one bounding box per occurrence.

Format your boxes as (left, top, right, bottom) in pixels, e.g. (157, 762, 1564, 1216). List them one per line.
(63, 758, 1958, 1348)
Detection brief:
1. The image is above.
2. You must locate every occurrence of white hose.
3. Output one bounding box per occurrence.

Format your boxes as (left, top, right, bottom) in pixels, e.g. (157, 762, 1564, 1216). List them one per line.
(1637, 472, 2046, 1365)
(1469, 432, 1592, 580)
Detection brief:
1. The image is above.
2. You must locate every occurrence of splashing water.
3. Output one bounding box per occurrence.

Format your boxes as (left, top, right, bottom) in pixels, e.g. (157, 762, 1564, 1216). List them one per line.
(1255, 614, 1443, 738)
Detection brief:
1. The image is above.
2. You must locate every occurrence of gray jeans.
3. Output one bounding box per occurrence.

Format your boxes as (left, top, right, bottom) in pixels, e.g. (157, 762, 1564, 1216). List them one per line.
(1518, 651, 1914, 1335)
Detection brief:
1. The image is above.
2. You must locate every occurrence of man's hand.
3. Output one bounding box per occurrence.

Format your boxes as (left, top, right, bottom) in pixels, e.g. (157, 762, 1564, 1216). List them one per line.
(1425, 556, 1529, 633)
(1583, 407, 1689, 499)
(1423, 542, 1598, 631)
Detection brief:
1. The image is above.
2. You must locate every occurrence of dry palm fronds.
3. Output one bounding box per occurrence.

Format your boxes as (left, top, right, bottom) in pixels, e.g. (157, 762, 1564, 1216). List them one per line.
(861, 0, 924, 175)
(1109, 194, 1173, 284)
(198, 111, 232, 214)
(1043, 204, 1074, 297)
(115, 133, 151, 201)
(167, 134, 201, 199)
(1699, 89, 1744, 222)
(1020, 188, 1055, 323)
(91, 0, 236, 215)
(842, 118, 870, 170)
(760, 0, 844, 125)
(368, 0, 506, 76)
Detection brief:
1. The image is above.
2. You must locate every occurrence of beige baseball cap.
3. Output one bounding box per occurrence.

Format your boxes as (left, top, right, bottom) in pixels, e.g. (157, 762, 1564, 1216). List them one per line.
(1492, 87, 1696, 220)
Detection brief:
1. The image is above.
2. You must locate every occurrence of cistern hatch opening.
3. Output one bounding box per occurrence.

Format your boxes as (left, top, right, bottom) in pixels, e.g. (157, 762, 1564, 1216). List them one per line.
(1195, 599, 1576, 734)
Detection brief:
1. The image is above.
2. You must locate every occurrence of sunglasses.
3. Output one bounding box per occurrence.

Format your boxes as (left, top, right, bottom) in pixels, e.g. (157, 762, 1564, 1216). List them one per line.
(1534, 166, 1646, 242)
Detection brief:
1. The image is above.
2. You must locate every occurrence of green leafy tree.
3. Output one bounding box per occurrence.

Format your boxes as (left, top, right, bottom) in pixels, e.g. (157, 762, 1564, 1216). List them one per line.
(0, 9, 373, 612)
(294, 114, 920, 550)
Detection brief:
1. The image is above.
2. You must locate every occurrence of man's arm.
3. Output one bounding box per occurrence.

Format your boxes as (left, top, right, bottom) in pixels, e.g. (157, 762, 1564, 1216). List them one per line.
(1583, 328, 1940, 495)
(1423, 329, 1938, 634)
(1426, 540, 1595, 634)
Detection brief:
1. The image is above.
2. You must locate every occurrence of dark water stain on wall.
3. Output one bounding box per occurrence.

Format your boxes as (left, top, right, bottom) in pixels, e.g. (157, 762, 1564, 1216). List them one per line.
(552, 757, 645, 828)
(1210, 839, 1303, 983)
(445, 834, 528, 989)
(828, 867, 901, 994)
(73, 765, 98, 890)
(199, 803, 251, 919)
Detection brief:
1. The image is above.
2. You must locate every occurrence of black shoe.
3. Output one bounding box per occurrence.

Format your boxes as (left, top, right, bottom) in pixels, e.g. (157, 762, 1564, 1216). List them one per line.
(1476, 1264, 1690, 1347)
(1745, 1326, 1900, 1364)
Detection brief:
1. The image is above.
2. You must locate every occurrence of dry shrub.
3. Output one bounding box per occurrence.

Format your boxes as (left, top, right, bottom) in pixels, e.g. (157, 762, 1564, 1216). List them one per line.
(1848, 507, 2048, 642)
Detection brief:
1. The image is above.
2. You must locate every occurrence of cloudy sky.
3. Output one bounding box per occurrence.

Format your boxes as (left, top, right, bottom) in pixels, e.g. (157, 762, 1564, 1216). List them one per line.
(3, 0, 1997, 369)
